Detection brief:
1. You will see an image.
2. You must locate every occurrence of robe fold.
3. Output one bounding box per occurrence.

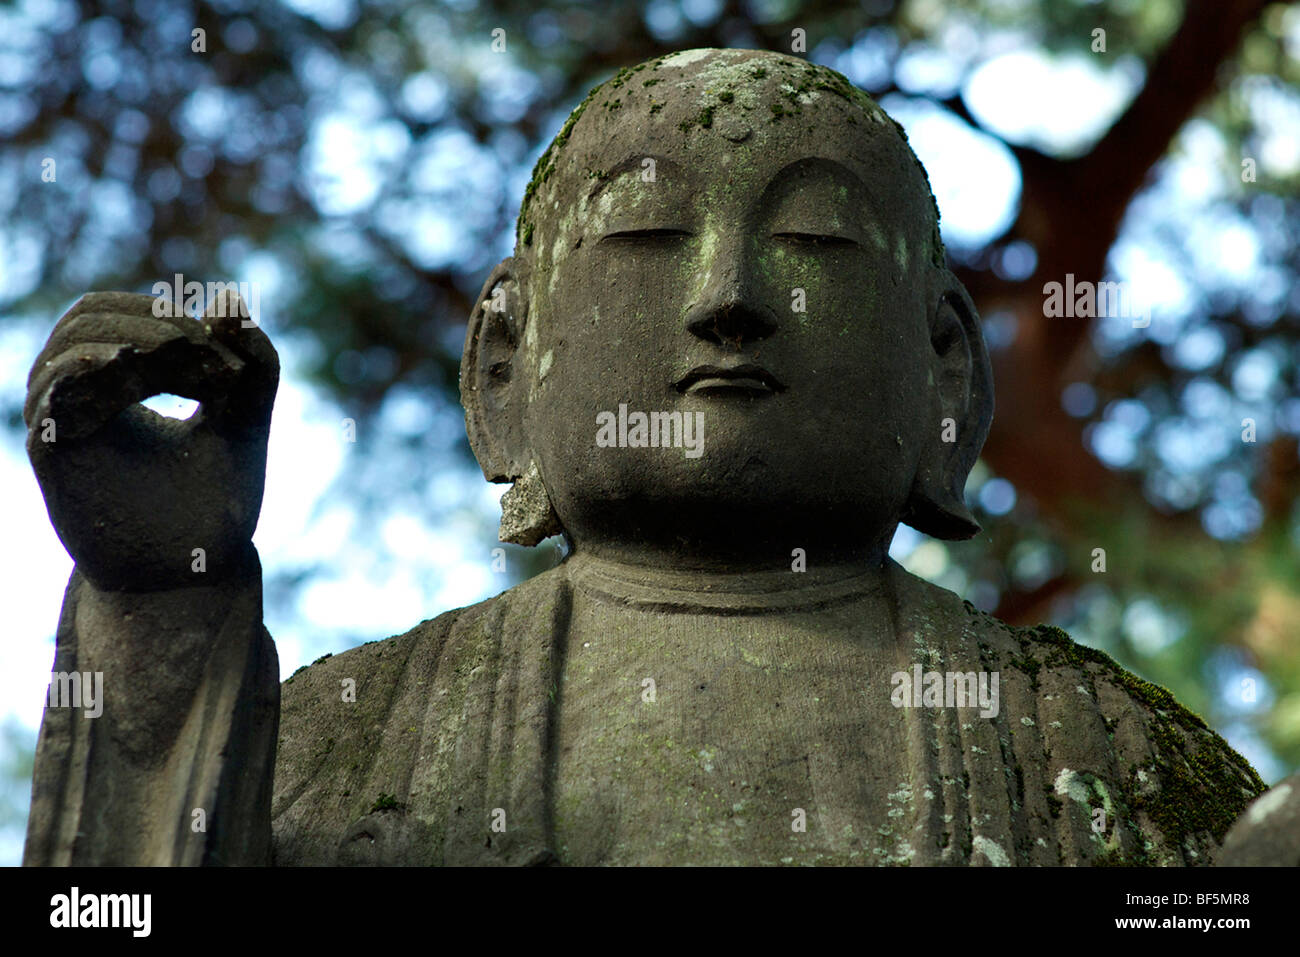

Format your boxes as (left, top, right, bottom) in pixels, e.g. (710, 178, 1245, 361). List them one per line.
(25, 568, 280, 866)
(25, 556, 1263, 865)
(267, 557, 1263, 865)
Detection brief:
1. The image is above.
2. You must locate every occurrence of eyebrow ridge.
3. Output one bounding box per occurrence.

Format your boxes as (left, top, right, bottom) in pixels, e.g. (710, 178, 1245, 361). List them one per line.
(586, 154, 688, 203)
(763, 156, 867, 194)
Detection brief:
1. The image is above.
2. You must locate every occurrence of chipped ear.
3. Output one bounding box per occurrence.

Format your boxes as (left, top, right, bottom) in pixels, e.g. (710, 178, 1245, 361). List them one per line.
(901, 271, 994, 541)
(460, 257, 533, 483)
(460, 258, 565, 546)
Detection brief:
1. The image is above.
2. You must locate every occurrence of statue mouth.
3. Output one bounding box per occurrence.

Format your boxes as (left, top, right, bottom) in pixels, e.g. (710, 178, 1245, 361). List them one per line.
(674, 364, 786, 396)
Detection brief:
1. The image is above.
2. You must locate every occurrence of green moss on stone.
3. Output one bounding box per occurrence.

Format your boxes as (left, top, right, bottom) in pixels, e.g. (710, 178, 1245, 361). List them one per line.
(1129, 716, 1263, 847)
(606, 65, 634, 90)
(1027, 624, 1210, 733)
(516, 79, 604, 246)
(1014, 620, 1265, 852)
(516, 52, 949, 268)
(1093, 846, 1141, 867)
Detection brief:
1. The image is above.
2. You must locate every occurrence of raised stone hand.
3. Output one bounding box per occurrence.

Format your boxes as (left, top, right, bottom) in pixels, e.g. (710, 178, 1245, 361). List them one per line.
(24, 290, 278, 591)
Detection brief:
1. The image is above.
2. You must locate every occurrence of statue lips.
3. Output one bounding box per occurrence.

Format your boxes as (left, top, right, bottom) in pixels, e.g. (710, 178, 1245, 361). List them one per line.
(674, 364, 786, 397)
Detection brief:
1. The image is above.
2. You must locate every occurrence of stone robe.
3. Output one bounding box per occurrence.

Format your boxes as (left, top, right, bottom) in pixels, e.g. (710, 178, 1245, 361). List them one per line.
(27, 556, 1263, 866)
(269, 556, 1262, 865)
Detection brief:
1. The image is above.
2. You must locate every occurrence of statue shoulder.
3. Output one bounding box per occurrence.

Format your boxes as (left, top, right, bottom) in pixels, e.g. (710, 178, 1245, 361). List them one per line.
(270, 592, 503, 863)
(276, 563, 570, 710)
(269, 567, 571, 864)
(279, 603, 467, 712)
(994, 614, 1265, 862)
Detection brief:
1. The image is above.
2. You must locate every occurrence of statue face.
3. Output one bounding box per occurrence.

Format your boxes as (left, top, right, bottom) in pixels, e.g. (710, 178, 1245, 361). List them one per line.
(512, 51, 954, 564)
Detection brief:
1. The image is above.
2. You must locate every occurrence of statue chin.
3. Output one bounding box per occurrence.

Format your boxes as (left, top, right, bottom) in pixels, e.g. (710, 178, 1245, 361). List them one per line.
(552, 487, 898, 569)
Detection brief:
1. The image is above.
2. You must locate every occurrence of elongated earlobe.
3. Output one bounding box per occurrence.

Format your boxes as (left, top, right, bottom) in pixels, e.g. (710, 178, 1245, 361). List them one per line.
(498, 460, 563, 545)
(461, 258, 566, 546)
(461, 259, 527, 482)
(901, 277, 994, 541)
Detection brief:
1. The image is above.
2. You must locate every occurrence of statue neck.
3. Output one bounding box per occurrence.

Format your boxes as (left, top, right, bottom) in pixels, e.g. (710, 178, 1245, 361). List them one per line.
(563, 545, 898, 614)
(564, 521, 896, 576)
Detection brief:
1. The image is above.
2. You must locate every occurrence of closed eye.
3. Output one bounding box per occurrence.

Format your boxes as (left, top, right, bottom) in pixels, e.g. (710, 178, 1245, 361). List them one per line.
(600, 228, 692, 243)
(772, 232, 858, 247)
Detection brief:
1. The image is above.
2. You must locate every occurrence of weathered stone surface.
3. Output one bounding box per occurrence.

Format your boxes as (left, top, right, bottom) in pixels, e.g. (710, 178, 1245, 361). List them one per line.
(1216, 773, 1300, 866)
(23, 48, 1265, 867)
(271, 558, 1261, 865)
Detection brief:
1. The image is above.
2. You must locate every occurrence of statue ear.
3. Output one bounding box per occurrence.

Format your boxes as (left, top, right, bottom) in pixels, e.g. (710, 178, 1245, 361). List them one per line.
(901, 272, 994, 541)
(460, 258, 563, 546)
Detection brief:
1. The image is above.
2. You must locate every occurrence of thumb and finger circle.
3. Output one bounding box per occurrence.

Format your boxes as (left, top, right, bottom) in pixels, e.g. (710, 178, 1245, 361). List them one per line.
(25, 291, 279, 446)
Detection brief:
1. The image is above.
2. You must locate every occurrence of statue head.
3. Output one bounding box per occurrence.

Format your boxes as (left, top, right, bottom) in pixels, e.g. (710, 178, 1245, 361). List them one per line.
(461, 48, 993, 568)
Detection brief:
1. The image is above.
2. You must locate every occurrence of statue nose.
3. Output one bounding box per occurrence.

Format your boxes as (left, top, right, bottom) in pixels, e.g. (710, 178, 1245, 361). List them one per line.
(685, 299, 778, 347)
(684, 255, 778, 348)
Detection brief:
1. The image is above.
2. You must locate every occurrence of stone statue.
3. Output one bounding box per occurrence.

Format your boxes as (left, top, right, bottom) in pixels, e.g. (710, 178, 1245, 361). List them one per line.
(1215, 771, 1300, 865)
(23, 48, 1264, 866)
